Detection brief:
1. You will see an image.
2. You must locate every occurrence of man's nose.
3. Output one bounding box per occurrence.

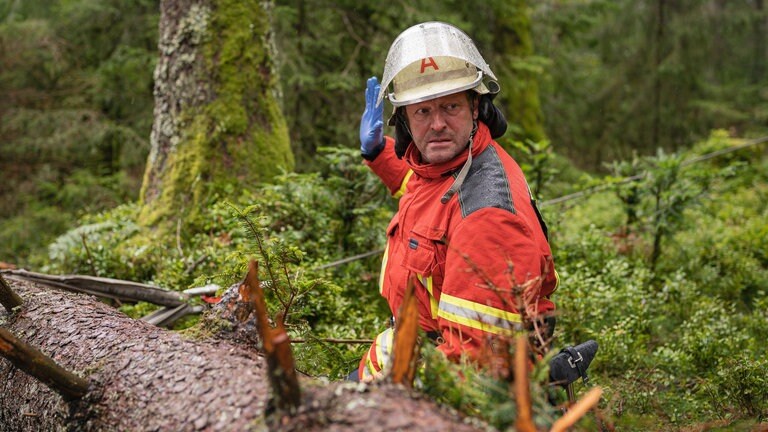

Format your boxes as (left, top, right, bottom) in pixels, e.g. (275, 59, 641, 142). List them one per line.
(429, 111, 447, 130)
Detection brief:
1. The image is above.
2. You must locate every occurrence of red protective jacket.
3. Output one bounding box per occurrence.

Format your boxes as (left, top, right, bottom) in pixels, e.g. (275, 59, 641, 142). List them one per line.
(362, 122, 557, 372)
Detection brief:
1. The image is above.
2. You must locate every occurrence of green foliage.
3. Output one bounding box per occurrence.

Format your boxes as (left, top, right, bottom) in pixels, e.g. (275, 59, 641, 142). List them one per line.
(704, 355, 768, 420)
(45, 148, 392, 378)
(0, 0, 156, 265)
(532, 0, 768, 169)
(506, 138, 559, 198)
(417, 345, 567, 431)
(553, 135, 768, 428)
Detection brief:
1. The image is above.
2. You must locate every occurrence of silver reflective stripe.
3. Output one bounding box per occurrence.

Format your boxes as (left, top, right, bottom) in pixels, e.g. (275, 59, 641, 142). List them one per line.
(438, 298, 520, 334)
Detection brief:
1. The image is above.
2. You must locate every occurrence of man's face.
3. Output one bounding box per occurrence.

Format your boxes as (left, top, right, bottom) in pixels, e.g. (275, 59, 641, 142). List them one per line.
(404, 92, 478, 164)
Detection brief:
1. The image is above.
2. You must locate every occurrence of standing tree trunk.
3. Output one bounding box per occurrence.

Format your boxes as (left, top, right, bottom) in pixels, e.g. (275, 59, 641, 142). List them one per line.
(139, 0, 294, 228)
(753, 0, 766, 85)
(0, 277, 485, 432)
(652, 0, 666, 151)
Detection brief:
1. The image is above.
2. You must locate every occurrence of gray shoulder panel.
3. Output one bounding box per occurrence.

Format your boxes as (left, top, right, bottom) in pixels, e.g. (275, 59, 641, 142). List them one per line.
(457, 145, 515, 218)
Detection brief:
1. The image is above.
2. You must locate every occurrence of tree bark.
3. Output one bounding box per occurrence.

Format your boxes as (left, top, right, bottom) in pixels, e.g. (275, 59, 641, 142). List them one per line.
(139, 0, 294, 229)
(0, 277, 484, 432)
(0, 327, 88, 401)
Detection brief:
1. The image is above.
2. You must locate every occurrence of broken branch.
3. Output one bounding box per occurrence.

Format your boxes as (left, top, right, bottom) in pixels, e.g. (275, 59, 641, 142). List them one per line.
(514, 333, 536, 432)
(549, 387, 603, 432)
(3, 269, 187, 307)
(0, 327, 88, 401)
(241, 260, 301, 411)
(0, 274, 23, 312)
(390, 278, 420, 387)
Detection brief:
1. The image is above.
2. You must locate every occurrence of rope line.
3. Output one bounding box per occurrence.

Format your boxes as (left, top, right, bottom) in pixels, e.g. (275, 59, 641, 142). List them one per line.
(540, 135, 768, 207)
(317, 136, 768, 269)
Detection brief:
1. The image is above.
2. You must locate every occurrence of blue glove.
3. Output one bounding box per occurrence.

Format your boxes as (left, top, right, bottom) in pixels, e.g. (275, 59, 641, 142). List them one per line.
(359, 76, 385, 161)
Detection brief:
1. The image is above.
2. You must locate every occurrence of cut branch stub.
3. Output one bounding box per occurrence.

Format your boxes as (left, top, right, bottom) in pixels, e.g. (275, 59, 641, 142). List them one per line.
(549, 387, 603, 432)
(0, 327, 88, 401)
(267, 319, 302, 411)
(0, 275, 23, 312)
(241, 260, 301, 411)
(513, 333, 536, 432)
(390, 278, 420, 387)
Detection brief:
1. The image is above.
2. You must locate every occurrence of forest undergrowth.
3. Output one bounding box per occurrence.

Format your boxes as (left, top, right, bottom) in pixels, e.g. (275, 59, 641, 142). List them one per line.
(36, 132, 768, 431)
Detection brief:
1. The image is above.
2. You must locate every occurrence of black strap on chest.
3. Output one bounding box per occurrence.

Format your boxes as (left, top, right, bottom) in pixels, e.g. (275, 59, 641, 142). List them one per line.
(531, 199, 549, 241)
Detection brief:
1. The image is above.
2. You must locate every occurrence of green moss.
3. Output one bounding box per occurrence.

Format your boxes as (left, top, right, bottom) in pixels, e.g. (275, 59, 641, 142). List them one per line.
(204, 0, 293, 178)
(138, 0, 293, 230)
(180, 314, 234, 341)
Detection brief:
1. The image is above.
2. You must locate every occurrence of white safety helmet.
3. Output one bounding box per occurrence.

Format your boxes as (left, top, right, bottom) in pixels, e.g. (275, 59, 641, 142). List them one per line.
(378, 21, 498, 108)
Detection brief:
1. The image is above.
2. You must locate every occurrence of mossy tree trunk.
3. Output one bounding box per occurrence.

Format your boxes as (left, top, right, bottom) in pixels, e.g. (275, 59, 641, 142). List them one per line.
(139, 0, 294, 229)
(490, 0, 547, 144)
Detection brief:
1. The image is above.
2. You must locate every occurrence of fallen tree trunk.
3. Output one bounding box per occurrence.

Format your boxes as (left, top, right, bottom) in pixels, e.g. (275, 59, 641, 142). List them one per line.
(0, 277, 485, 432)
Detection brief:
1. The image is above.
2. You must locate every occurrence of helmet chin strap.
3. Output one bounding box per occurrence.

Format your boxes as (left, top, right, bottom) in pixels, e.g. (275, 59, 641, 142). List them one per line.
(440, 120, 478, 204)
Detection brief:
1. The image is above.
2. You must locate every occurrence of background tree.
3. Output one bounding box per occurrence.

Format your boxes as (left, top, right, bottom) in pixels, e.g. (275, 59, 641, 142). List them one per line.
(0, 0, 157, 265)
(532, 0, 768, 169)
(139, 0, 294, 230)
(487, 0, 547, 143)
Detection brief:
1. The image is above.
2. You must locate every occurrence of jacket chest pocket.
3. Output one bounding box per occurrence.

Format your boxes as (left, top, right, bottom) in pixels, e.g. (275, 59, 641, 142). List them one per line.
(402, 225, 446, 277)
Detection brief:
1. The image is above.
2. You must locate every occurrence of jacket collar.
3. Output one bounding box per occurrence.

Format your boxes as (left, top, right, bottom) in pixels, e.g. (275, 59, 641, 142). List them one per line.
(404, 122, 491, 180)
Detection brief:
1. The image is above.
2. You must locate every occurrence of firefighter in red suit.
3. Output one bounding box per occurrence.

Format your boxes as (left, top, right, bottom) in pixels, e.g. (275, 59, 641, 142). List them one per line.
(357, 22, 558, 381)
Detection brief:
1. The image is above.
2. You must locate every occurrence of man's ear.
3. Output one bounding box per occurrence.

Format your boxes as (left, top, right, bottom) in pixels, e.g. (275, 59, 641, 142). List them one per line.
(469, 92, 479, 120)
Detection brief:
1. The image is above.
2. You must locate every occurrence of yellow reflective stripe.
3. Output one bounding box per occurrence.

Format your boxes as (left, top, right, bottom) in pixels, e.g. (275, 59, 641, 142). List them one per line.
(440, 293, 522, 323)
(373, 328, 394, 372)
(378, 242, 389, 295)
(366, 328, 391, 375)
(393, 169, 414, 199)
(437, 309, 515, 336)
(554, 269, 561, 290)
(437, 293, 521, 335)
(365, 354, 376, 376)
(375, 331, 385, 371)
(417, 275, 439, 319)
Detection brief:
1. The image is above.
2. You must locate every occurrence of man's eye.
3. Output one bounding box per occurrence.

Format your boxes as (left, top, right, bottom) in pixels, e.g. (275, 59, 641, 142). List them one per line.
(415, 108, 429, 115)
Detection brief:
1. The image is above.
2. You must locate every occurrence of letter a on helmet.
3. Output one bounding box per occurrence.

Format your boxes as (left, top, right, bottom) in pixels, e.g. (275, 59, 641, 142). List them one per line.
(378, 22, 497, 107)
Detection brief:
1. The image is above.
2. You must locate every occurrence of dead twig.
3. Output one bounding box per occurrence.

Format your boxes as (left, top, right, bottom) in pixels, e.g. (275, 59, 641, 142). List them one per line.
(80, 233, 98, 276)
(290, 338, 373, 344)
